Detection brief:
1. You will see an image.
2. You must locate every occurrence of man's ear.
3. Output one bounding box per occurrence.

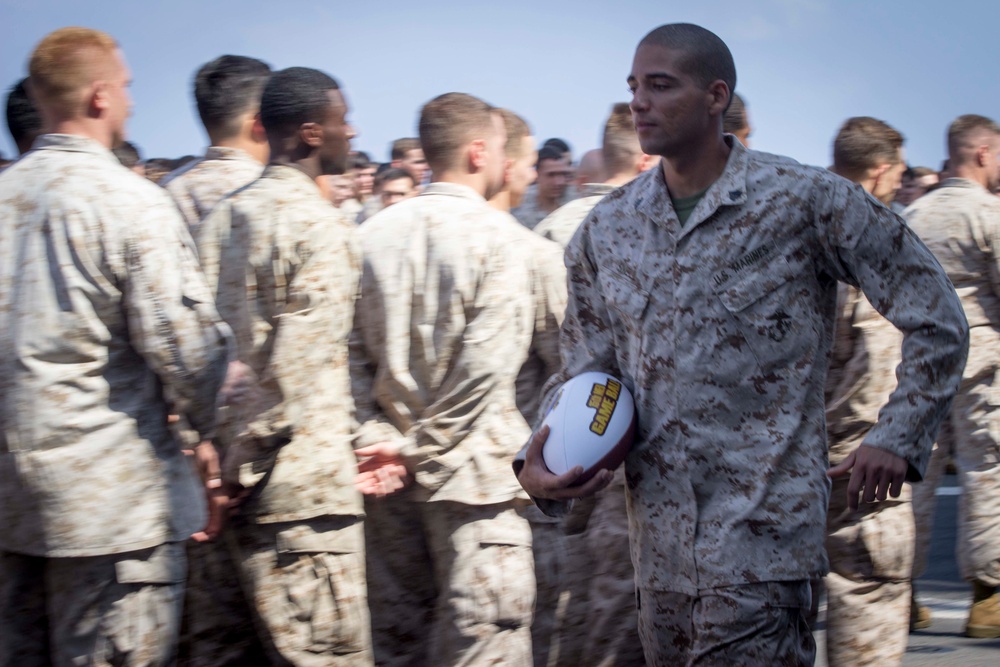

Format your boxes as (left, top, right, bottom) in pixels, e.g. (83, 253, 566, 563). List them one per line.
(250, 112, 266, 143)
(636, 152, 656, 173)
(468, 138, 487, 171)
(707, 81, 730, 116)
(90, 81, 109, 117)
(868, 163, 890, 193)
(977, 144, 991, 169)
(299, 122, 323, 148)
(503, 157, 515, 184)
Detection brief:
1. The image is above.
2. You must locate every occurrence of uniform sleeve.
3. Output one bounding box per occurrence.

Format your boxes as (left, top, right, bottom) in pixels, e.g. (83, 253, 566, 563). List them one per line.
(400, 237, 532, 492)
(815, 178, 969, 478)
(224, 220, 360, 484)
(121, 194, 232, 441)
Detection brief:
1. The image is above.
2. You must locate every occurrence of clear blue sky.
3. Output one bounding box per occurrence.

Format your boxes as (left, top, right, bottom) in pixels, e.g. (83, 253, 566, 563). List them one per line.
(2, 0, 997, 170)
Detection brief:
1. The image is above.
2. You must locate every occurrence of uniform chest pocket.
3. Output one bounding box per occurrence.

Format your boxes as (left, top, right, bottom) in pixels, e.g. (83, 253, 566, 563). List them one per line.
(599, 271, 649, 375)
(716, 252, 811, 374)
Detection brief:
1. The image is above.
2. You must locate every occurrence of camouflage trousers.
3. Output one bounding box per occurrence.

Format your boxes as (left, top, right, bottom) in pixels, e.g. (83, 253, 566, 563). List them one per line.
(365, 494, 535, 667)
(824, 476, 914, 666)
(637, 581, 815, 667)
(179, 516, 372, 667)
(913, 366, 1000, 586)
(0, 541, 185, 667)
(518, 507, 567, 667)
(578, 476, 644, 666)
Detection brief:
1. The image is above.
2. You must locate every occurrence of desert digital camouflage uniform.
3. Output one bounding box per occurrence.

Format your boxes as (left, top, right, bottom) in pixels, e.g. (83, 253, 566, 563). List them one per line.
(535, 183, 617, 248)
(519, 138, 968, 665)
(824, 285, 913, 666)
(0, 134, 232, 666)
(535, 181, 645, 667)
(340, 196, 363, 222)
(351, 182, 536, 666)
(191, 164, 371, 667)
(512, 182, 573, 230)
(905, 178, 1000, 589)
(161, 145, 263, 235)
(503, 215, 568, 667)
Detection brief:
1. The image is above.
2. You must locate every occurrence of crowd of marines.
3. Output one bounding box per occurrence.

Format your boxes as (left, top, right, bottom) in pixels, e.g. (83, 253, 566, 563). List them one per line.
(0, 20, 997, 667)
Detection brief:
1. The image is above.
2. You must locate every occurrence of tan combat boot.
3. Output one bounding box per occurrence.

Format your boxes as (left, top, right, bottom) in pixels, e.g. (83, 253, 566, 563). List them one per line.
(965, 581, 1000, 638)
(910, 585, 932, 632)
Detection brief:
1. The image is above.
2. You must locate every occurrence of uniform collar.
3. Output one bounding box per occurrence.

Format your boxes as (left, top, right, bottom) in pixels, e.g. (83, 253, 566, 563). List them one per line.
(938, 177, 987, 192)
(421, 181, 487, 202)
(261, 163, 322, 191)
(33, 134, 120, 165)
(204, 146, 259, 163)
(633, 136, 750, 239)
(582, 183, 617, 197)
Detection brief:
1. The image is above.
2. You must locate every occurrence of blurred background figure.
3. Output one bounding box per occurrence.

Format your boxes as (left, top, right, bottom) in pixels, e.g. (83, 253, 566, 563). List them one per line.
(723, 92, 751, 147)
(5, 77, 43, 156)
(112, 139, 145, 176)
(377, 166, 415, 209)
(389, 136, 428, 186)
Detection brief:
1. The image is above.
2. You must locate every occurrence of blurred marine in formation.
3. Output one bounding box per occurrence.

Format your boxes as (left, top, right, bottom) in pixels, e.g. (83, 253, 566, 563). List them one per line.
(351, 92, 536, 666)
(488, 108, 569, 667)
(162, 55, 271, 236)
(191, 67, 372, 665)
(825, 116, 912, 666)
(906, 114, 1000, 640)
(0, 27, 236, 665)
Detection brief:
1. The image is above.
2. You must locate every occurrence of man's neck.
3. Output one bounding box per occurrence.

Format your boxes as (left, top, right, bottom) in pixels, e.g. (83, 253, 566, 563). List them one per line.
(270, 153, 322, 185)
(536, 192, 561, 212)
(210, 134, 266, 164)
(430, 170, 486, 198)
(47, 118, 112, 148)
(660, 135, 731, 199)
(489, 189, 512, 212)
(951, 165, 988, 190)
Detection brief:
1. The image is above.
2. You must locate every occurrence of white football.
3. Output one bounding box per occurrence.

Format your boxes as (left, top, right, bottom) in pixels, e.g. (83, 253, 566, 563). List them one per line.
(540, 371, 637, 485)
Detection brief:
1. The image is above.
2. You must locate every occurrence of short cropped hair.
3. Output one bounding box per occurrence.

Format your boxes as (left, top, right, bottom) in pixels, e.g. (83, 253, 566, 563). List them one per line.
(947, 114, 1000, 164)
(350, 151, 373, 170)
(390, 137, 421, 160)
(542, 137, 570, 156)
(112, 140, 142, 168)
(723, 92, 747, 134)
(259, 67, 339, 140)
(602, 102, 641, 174)
(378, 167, 414, 186)
(6, 78, 43, 152)
(832, 116, 904, 179)
(28, 27, 119, 118)
(418, 92, 495, 172)
(194, 55, 271, 138)
(639, 23, 736, 110)
(536, 145, 564, 167)
(497, 109, 531, 160)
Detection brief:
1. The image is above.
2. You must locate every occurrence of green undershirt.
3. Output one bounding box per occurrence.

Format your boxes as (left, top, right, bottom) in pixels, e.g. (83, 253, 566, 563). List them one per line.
(671, 188, 709, 226)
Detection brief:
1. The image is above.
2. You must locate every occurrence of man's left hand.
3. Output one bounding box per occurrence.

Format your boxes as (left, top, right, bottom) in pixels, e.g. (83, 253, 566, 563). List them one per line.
(827, 444, 908, 512)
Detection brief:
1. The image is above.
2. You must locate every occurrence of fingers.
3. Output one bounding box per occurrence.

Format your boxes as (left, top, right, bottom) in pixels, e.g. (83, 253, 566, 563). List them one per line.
(571, 468, 615, 497)
(846, 465, 864, 512)
(826, 451, 855, 479)
(354, 444, 381, 458)
(524, 426, 550, 464)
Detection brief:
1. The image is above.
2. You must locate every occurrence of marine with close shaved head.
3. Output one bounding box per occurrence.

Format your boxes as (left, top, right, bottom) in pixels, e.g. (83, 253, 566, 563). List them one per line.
(516, 22, 968, 665)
